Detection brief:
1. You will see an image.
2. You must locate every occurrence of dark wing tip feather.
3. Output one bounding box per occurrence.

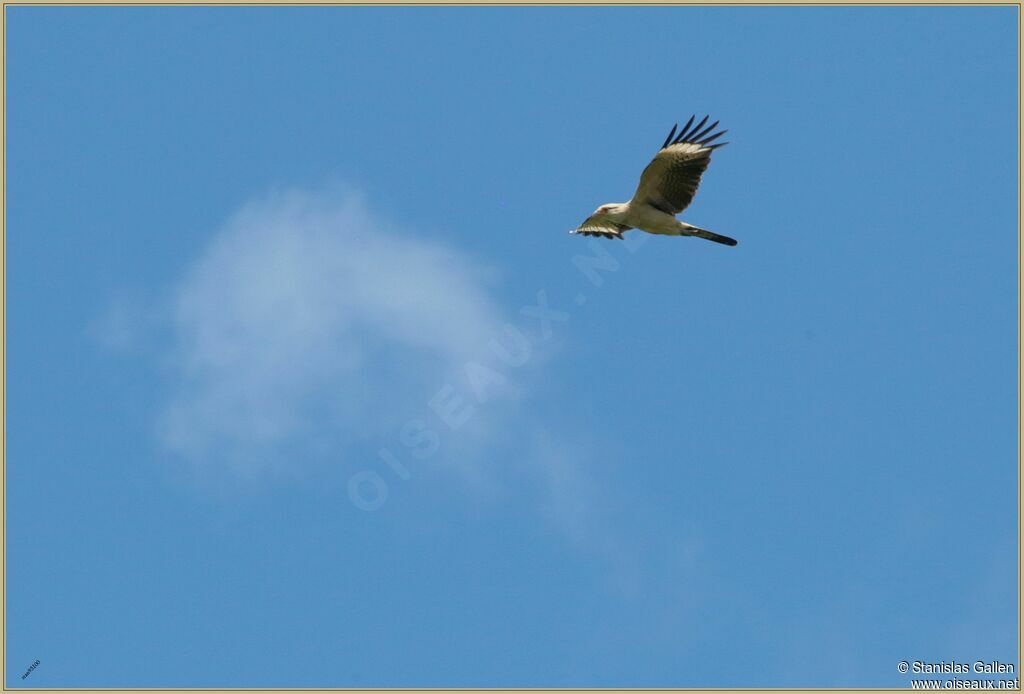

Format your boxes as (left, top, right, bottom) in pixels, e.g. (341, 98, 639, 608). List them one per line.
(661, 123, 678, 150)
(676, 115, 708, 144)
(666, 115, 695, 147)
(677, 114, 704, 142)
(698, 129, 727, 146)
(663, 115, 728, 148)
(691, 119, 719, 143)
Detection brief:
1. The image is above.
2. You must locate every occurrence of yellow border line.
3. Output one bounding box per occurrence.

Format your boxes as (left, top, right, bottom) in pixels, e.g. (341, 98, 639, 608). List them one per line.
(0, 2, 1020, 694)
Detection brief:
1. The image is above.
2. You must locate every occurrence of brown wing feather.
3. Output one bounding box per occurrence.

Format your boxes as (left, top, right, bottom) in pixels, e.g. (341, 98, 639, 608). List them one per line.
(632, 117, 728, 215)
(572, 214, 631, 239)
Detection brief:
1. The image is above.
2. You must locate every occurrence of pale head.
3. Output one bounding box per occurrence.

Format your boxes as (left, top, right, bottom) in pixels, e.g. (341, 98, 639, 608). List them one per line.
(593, 202, 628, 218)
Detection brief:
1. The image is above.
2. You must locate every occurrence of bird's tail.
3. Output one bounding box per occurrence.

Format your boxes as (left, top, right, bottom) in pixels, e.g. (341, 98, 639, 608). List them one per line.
(687, 225, 738, 247)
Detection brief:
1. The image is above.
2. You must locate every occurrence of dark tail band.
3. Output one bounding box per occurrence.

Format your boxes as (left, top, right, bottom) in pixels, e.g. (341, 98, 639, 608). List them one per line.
(692, 227, 738, 246)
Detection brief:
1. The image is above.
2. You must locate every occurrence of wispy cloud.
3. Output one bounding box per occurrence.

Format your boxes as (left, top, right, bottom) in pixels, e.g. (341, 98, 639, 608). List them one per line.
(98, 183, 653, 570)
(156, 186, 508, 468)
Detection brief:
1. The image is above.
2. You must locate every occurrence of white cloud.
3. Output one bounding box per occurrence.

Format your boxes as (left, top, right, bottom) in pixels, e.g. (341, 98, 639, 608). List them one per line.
(157, 185, 508, 467)
(119, 183, 640, 570)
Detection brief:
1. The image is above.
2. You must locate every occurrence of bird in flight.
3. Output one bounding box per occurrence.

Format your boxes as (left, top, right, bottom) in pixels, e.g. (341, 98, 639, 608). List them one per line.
(571, 115, 737, 246)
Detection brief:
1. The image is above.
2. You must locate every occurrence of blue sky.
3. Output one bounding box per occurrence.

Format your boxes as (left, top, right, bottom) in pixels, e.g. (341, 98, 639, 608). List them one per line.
(5, 6, 1018, 688)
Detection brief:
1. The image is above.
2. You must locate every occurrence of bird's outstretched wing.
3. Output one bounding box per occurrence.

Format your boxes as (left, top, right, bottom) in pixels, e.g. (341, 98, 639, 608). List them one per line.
(570, 215, 631, 239)
(631, 116, 728, 216)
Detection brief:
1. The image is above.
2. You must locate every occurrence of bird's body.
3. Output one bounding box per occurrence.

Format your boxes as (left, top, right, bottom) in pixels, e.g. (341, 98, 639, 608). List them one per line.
(599, 202, 686, 236)
(571, 116, 737, 246)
